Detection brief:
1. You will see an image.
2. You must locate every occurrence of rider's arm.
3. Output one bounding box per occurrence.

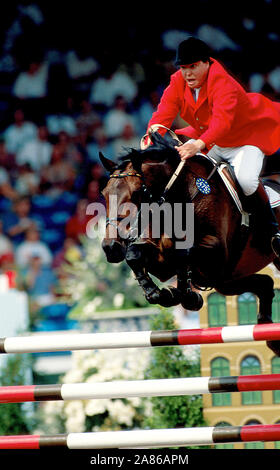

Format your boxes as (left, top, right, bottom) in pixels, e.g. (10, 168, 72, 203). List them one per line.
(147, 72, 183, 135)
(199, 77, 239, 149)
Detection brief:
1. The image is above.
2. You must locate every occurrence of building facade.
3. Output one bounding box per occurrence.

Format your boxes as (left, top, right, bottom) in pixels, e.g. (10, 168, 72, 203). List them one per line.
(200, 264, 280, 449)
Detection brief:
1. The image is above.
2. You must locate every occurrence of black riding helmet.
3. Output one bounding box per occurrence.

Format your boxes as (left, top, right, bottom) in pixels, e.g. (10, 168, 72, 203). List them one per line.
(175, 37, 212, 66)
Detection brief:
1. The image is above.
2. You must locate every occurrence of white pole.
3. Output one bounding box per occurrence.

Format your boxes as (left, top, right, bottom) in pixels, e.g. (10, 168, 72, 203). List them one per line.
(3, 331, 152, 353)
(66, 427, 215, 449)
(61, 377, 210, 400)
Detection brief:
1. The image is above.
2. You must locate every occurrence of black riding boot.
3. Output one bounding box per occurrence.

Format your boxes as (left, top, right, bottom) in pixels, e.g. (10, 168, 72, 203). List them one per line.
(244, 183, 280, 257)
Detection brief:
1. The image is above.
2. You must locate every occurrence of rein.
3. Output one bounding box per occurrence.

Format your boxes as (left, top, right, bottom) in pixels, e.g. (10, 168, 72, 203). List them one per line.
(106, 151, 218, 245)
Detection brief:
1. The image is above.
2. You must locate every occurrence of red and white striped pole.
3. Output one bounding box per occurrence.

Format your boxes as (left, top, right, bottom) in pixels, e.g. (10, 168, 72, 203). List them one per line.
(0, 424, 280, 449)
(0, 323, 280, 354)
(0, 374, 280, 403)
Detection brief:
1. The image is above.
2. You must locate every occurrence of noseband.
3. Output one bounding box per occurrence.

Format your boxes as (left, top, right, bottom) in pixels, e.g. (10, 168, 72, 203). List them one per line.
(106, 171, 147, 237)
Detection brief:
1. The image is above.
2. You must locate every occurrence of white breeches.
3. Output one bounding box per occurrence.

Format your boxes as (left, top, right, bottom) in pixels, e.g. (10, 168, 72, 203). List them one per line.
(207, 144, 265, 196)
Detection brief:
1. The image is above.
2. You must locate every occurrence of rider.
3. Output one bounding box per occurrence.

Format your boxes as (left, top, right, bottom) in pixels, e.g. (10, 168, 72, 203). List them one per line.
(146, 36, 280, 257)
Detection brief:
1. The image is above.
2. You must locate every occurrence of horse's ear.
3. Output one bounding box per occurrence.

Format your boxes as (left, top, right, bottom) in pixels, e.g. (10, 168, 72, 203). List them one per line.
(99, 152, 117, 172)
(130, 149, 142, 173)
(150, 131, 167, 148)
(150, 131, 178, 149)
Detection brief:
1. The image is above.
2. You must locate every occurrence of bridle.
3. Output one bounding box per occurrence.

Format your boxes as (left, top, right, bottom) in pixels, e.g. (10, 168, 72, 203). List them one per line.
(105, 170, 146, 238)
(105, 125, 219, 242)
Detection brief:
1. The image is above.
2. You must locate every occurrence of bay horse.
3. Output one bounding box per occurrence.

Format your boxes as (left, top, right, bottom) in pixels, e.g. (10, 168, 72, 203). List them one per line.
(100, 131, 280, 356)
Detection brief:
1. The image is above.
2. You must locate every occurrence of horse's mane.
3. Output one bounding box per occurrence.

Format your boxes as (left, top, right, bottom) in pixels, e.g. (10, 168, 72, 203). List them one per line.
(114, 132, 214, 175)
(115, 132, 181, 170)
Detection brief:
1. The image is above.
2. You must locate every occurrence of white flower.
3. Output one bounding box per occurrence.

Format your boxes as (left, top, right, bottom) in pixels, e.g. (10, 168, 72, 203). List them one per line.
(85, 399, 110, 416)
(41, 345, 151, 432)
(64, 401, 85, 432)
(107, 400, 135, 426)
(63, 368, 84, 383)
(113, 293, 124, 308)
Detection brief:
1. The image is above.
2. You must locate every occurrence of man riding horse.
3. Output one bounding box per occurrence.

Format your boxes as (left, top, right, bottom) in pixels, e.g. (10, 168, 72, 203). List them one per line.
(144, 36, 280, 258)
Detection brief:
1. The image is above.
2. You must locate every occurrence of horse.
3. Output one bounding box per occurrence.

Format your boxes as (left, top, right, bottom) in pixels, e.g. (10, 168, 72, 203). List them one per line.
(100, 131, 280, 356)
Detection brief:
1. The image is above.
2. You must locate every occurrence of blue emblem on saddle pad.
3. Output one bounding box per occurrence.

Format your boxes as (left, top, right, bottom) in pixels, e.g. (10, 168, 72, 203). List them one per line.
(196, 177, 211, 194)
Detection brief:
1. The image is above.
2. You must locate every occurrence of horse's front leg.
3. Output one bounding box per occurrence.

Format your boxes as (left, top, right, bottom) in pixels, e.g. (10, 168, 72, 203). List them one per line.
(174, 237, 225, 312)
(125, 245, 182, 307)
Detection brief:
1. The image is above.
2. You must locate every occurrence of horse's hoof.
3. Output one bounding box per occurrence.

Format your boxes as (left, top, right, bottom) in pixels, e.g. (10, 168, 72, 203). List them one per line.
(158, 286, 182, 307)
(267, 340, 280, 357)
(181, 291, 204, 311)
(145, 289, 162, 304)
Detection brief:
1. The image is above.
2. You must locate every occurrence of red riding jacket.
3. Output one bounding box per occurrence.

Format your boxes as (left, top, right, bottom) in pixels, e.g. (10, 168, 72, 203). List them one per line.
(147, 58, 280, 155)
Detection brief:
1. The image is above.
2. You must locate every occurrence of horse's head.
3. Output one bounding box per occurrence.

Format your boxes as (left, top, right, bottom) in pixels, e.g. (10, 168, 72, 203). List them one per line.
(100, 151, 144, 262)
(100, 133, 180, 263)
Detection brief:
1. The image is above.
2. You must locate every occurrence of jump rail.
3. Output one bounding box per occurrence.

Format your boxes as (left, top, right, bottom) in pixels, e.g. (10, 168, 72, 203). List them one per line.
(1, 424, 280, 449)
(1, 323, 280, 354)
(1, 374, 280, 403)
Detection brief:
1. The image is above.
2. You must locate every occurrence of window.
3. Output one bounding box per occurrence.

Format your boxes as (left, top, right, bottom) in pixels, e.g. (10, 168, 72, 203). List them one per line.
(272, 289, 280, 323)
(240, 356, 262, 405)
(272, 357, 280, 404)
(208, 293, 227, 327)
(244, 420, 264, 449)
(238, 292, 257, 325)
(211, 357, 231, 406)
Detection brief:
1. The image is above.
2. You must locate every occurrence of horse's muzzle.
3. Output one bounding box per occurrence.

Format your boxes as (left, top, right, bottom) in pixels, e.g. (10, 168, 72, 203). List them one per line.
(102, 239, 126, 263)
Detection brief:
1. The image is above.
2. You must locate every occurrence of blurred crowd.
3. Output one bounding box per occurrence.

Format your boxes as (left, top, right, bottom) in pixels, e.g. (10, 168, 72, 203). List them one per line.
(0, 1, 279, 323)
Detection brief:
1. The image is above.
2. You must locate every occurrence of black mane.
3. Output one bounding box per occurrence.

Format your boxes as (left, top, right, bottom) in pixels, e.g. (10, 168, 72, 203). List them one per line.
(115, 132, 180, 169)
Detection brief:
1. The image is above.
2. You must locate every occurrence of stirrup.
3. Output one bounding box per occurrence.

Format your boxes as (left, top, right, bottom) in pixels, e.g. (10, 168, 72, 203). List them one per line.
(271, 233, 280, 257)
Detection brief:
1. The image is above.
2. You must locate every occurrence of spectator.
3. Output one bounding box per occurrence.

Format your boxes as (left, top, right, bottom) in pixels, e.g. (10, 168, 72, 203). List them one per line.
(87, 180, 105, 205)
(104, 95, 136, 139)
(89, 64, 138, 109)
(0, 139, 16, 172)
(46, 113, 77, 138)
(2, 196, 39, 245)
(12, 60, 49, 100)
(52, 237, 82, 270)
(66, 50, 99, 81)
(12, 59, 49, 120)
(86, 127, 115, 163)
(40, 145, 76, 195)
(117, 52, 146, 88)
(16, 125, 53, 173)
(88, 162, 107, 190)
(113, 123, 140, 158)
(195, 24, 240, 53)
(3, 109, 37, 155)
(0, 167, 18, 201)
(65, 199, 91, 242)
(75, 100, 101, 137)
(14, 163, 40, 196)
(20, 254, 58, 308)
(55, 131, 83, 168)
(0, 220, 13, 258)
(15, 226, 53, 268)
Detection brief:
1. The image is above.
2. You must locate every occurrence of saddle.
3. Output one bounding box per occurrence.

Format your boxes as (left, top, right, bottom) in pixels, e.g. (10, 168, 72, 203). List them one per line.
(205, 152, 280, 227)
